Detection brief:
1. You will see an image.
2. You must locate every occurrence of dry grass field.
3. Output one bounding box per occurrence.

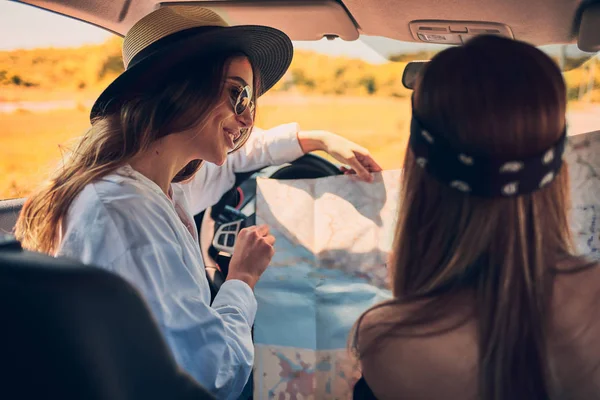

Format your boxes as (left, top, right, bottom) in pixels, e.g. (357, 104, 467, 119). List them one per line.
(0, 94, 411, 199)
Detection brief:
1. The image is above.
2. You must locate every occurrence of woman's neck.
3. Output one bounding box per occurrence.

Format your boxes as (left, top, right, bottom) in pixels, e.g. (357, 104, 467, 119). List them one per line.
(129, 136, 190, 196)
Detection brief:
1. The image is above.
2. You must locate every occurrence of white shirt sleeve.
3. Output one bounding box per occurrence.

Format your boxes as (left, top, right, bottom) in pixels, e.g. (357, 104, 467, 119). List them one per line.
(110, 242, 256, 400)
(57, 169, 260, 399)
(179, 123, 305, 215)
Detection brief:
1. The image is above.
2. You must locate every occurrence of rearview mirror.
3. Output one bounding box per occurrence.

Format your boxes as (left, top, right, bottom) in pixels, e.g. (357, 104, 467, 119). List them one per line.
(402, 61, 429, 89)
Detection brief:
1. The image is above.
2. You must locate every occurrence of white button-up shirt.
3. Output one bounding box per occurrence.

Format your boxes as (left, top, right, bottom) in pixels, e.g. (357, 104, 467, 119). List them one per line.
(56, 123, 304, 399)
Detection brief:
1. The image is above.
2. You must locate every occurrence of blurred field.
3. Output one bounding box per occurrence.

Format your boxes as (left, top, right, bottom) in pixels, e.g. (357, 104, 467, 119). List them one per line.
(0, 94, 411, 199)
(1, 108, 88, 199)
(3, 37, 599, 200)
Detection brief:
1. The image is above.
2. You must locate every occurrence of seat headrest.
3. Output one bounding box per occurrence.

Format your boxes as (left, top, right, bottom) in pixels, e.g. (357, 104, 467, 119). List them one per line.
(0, 245, 214, 400)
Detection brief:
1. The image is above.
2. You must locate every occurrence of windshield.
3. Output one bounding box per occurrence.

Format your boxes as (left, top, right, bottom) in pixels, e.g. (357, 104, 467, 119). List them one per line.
(288, 35, 600, 134)
(1, 0, 599, 199)
(357, 35, 599, 71)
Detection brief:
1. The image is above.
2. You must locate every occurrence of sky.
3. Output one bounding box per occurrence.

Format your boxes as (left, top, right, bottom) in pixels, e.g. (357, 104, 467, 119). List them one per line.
(0, 0, 389, 63)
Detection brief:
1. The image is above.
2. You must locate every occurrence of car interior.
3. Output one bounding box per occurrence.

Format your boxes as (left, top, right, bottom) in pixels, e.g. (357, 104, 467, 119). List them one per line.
(1, 0, 599, 399)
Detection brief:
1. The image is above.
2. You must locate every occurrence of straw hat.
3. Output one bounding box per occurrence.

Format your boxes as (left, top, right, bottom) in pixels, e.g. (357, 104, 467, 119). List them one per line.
(90, 6, 293, 119)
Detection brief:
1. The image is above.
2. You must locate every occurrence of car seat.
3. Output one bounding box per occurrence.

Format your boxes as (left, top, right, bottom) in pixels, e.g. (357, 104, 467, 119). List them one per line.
(0, 236, 214, 400)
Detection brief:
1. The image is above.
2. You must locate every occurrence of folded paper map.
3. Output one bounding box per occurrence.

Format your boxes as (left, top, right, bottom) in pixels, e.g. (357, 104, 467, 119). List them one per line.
(566, 131, 600, 259)
(253, 170, 399, 399)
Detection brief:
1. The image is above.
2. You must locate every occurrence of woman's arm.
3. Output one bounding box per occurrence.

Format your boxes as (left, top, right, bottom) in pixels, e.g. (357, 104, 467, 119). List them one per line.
(180, 123, 303, 215)
(112, 243, 256, 400)
(57, 183, 256, 400)
(296, 130, 382, 182)
(180, 123, 383, 215)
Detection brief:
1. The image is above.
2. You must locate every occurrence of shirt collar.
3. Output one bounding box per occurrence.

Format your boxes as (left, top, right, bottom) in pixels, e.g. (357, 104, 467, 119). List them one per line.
(116, 164, 175, 202)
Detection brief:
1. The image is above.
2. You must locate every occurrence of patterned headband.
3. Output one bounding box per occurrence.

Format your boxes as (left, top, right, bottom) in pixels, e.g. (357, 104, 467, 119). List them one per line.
(409, 115, 567, 197)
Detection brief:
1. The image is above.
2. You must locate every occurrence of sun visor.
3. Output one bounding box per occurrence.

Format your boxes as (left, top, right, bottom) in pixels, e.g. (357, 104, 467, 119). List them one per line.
(578, 2, 600, 52)
(159, 0, 359, 41)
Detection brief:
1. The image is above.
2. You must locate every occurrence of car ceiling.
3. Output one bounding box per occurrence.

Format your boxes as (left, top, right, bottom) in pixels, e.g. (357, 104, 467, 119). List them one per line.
(14, 0, 591, 45)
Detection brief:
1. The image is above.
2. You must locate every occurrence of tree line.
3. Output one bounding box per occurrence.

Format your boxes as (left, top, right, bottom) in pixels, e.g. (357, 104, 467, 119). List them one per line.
(1, 37, 598, 101)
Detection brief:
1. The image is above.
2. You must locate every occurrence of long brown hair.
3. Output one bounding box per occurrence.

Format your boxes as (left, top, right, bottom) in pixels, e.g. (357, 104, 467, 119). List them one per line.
(15, 50, 257, 254)
(355, 35, 574, 399)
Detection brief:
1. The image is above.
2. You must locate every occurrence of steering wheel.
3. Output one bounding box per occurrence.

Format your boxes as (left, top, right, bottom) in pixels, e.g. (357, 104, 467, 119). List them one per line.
(198, 154, 342, 301)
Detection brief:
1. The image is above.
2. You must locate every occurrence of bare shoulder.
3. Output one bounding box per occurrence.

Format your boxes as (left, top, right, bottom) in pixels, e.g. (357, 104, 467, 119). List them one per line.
(553, 257, 600, 303)
(354, 301, 416, 399)
(548, 258, 600, 393)
(354, 299, 420, 356)
(553, 257, 600, 321)
(554, 255, 600, 274)
(356, 297, 478, 400)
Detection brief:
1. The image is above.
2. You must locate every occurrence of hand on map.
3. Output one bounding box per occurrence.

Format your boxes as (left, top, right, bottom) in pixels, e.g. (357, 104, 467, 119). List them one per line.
(227, 224, 275, 290)
(297, 130, 383, 182)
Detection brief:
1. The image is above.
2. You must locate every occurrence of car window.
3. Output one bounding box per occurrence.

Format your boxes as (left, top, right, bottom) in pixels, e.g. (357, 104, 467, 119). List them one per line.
(255, 38, 415, 175)
(1, 2, 120, 199)
(1, 2, 599, 200)
(356, 36, 600, 135)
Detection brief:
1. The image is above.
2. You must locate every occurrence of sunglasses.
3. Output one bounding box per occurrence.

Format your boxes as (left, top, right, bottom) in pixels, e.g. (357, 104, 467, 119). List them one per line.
(227, 84, 255, 152)
(229, 84, 255, 116)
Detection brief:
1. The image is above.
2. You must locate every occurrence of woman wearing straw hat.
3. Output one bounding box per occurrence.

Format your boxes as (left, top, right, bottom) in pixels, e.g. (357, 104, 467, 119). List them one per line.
(15, 5, 381, 399)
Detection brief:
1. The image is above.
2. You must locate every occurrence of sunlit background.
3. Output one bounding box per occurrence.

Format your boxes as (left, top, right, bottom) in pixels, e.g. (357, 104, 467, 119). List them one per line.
(1, 0, 599, 199)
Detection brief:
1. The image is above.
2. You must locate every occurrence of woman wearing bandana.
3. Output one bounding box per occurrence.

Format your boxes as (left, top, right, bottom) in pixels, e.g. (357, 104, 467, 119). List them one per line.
(352, 35, 600, 400)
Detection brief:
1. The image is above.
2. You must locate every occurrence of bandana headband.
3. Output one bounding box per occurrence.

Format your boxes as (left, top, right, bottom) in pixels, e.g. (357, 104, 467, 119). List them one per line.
(409, 115, 567, 197)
